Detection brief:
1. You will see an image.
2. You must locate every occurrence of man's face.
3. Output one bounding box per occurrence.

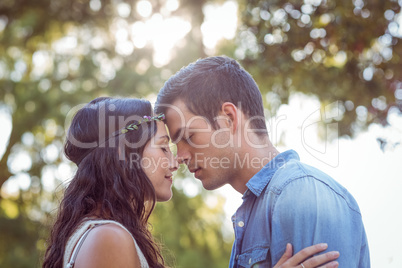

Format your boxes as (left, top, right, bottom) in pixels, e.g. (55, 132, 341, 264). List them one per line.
(165, 99, 236, 190)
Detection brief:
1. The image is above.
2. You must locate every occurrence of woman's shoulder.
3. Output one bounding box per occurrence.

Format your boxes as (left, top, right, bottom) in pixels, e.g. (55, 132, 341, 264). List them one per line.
(88, 222, 135, 245)
(73, 222, 142, 268)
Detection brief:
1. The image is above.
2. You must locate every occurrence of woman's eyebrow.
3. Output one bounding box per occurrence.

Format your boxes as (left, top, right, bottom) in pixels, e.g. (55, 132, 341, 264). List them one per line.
(157, 135, 170, 143)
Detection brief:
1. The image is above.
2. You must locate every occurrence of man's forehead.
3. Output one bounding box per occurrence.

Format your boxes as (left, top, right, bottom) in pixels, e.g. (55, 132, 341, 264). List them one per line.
(164, 104, 186, 141)
(166, 100, 189, 115)
(166, 110, 207, 127)
(165, 101, 192, 125)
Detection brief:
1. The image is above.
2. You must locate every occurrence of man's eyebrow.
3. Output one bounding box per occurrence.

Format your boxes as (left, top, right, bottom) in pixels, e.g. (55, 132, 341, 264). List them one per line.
(171, 127, 185, 143)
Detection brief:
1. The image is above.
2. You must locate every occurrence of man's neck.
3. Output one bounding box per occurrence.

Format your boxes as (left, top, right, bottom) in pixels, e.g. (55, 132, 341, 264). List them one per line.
(230, 140, 279, 194)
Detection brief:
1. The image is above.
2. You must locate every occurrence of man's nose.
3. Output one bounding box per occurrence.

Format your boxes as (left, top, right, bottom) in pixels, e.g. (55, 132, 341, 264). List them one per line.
(175, 144, 191, 165)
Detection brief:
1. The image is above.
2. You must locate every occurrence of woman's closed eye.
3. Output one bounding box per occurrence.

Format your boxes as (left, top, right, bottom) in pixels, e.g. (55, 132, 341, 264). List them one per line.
(161, 145, 171, 153)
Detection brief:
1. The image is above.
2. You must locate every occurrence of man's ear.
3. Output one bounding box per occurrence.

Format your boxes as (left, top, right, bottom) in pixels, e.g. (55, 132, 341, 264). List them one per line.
(221, 102, 239, 134)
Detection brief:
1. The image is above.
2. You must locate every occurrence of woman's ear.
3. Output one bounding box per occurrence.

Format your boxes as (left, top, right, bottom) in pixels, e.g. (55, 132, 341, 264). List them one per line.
(221, 102, 239, 134)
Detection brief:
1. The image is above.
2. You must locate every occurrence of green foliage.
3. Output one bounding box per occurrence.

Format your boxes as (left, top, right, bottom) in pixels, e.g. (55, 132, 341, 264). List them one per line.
(0, 213, 44, 268)
(151, 186, 232, 268)
(0, 0, 231, 267)
(5, 0, 399, 266)
(236, 0, 402, 136)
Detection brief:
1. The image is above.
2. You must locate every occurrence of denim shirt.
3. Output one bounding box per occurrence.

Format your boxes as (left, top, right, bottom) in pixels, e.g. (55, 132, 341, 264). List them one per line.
(229, 150, 370, 268)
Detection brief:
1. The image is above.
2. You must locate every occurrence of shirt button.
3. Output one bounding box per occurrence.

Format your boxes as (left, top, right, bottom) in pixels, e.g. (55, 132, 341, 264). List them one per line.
(249, 258, 252, 264)
(238, 221, 244, 227)
(236, 255, 239, 260)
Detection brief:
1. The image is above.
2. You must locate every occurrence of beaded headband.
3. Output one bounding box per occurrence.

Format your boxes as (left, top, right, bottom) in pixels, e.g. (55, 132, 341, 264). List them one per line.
(77, 113, 165, 165)
(119, 113, 165, 134)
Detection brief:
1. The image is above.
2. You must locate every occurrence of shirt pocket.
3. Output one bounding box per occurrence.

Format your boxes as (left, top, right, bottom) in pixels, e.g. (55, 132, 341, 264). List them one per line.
(238, 246, 269, 268)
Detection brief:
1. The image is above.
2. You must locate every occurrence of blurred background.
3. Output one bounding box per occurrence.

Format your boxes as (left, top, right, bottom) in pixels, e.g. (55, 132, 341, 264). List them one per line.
(0, 0, 401, 267)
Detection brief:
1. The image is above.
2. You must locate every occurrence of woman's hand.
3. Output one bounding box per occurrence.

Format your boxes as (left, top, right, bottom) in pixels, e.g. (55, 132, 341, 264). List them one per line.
(274, 243, 339, 268)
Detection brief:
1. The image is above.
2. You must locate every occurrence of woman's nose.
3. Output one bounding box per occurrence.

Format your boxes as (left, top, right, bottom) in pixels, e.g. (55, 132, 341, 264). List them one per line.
(169, 153, 179, 172)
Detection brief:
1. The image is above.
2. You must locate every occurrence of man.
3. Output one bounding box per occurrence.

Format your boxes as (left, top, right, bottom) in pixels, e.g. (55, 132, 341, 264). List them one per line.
(155, 56, 370, 267)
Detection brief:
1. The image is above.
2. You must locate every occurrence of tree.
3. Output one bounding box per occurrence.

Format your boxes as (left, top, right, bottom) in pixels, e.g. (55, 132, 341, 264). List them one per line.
(151, 187, 232, 268)
(234, 0, 402, 137)
(0, 0, 232, 267)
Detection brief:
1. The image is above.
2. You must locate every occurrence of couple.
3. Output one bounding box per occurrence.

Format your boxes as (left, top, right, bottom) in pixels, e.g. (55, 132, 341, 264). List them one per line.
(43, 56, 370, 268)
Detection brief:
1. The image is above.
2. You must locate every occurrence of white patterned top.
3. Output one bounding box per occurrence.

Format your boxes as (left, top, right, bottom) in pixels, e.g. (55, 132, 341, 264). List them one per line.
(63, 219, 149, 268)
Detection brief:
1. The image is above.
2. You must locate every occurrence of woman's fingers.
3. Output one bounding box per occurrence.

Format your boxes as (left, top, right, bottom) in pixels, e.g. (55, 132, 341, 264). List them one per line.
(274, 243, 293, 267)
(287, 243, 340, 267)
(317, 261, 339, 268)
(302, 250, 340, 267)
(275, 243, 340, 268)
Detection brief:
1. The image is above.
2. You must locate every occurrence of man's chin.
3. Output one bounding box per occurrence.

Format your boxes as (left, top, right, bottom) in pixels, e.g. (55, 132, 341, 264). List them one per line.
(200, 178, 225, 191)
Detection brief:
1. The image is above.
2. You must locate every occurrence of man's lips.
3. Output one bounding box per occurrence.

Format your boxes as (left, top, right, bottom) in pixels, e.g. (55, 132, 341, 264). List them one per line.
(189, 167, 201, 178)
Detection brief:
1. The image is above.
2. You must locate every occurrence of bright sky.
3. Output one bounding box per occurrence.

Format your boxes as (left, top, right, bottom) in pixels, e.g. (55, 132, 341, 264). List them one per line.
(28, 0, 238, 81)
(1, 1, 402, 267)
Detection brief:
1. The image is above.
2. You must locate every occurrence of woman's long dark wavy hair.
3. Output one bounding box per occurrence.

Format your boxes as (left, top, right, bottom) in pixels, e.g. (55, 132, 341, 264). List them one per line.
(43, 97, 166, 268)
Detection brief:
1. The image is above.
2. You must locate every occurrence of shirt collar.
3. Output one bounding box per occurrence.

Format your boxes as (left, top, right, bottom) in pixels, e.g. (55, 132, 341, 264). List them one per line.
(244, 150, 300, 198)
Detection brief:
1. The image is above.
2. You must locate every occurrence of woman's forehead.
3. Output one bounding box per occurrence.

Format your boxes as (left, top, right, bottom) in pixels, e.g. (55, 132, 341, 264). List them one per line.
(154, 121, 170, 141)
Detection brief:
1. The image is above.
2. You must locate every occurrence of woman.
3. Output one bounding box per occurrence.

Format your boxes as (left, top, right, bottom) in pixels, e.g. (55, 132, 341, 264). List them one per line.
(43, 97, 339, 268)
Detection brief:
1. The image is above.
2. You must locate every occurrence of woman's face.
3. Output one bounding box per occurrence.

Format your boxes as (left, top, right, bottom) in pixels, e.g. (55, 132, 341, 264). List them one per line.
(142, 121, 178, 202)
